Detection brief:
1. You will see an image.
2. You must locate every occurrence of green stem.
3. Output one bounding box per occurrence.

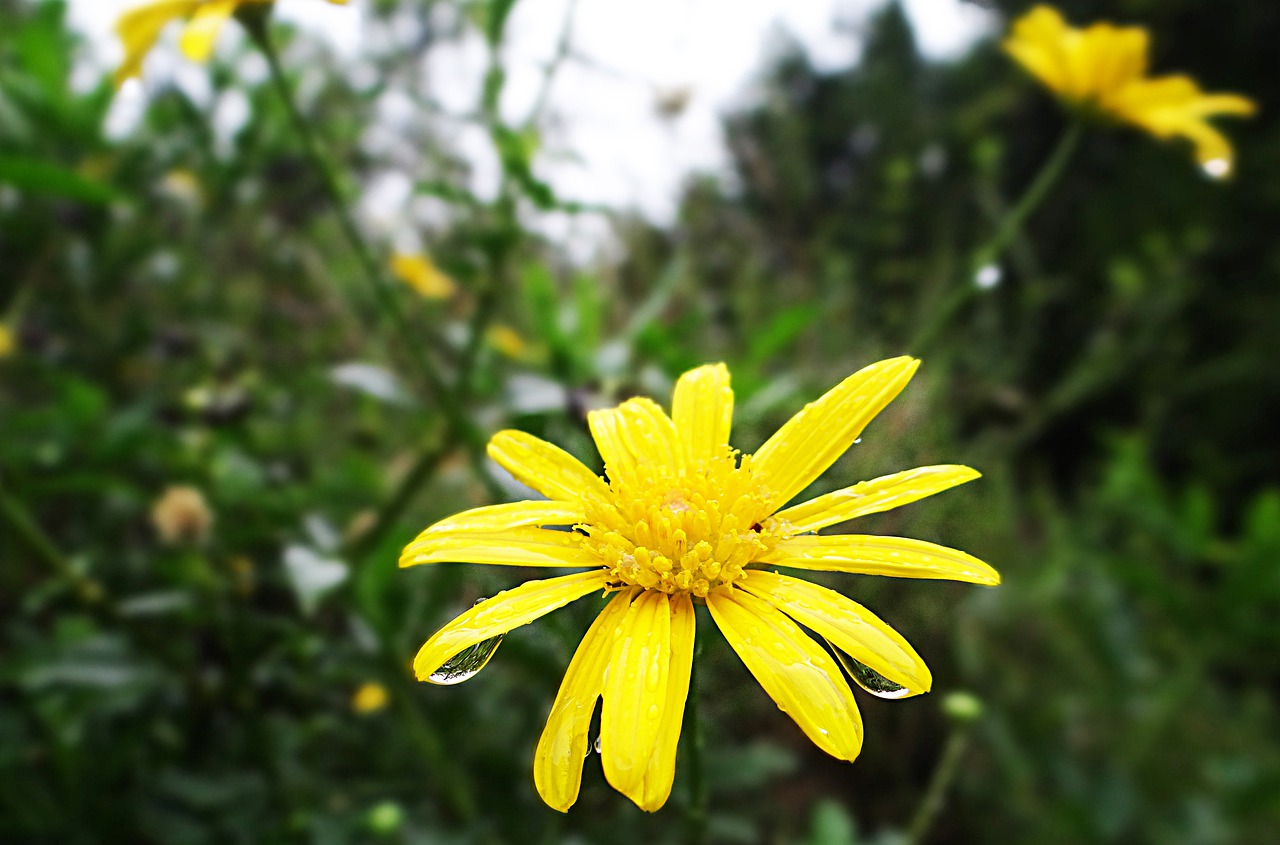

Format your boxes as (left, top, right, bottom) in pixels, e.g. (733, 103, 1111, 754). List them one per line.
(244, 15, 503, 505)
(972, 121, 1082, 271)
(342, 428, 456, 561)
(911, 121, 1082, 353)
(683, 637, 708, 845)
(902, 728, 971, 845)
(0, 473, 104, 604)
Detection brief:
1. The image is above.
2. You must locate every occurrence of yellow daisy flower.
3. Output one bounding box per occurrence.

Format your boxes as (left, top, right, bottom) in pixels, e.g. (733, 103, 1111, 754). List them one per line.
(113, 0, 349, 87)
(1004, 5, 1255, 175)
(402, 358, 999, 812)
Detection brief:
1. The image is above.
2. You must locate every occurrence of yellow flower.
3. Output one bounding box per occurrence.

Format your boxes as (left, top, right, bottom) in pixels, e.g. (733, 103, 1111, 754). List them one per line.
(352, 682, 390, 714)
(113, 0, 348, 87)
(1004, 5, 1255, 175)
(402, 358, 998, 812)
(389, 253, 457, 300)
(486, 324, 529, 360)
(0, 324, 14, 358)
(151, 485, 214, 545)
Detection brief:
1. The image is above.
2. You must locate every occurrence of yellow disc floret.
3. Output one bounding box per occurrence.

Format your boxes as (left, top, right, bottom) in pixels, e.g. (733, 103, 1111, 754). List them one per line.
(580, 446, 786, 597)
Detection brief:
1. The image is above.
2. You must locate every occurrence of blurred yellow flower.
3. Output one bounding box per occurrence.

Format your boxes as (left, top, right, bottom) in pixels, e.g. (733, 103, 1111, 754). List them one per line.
(151, 485, 214, 545)
(114, 0, 348, 87)
(486, 324, 528, 360)
(1004, 5, 1256, 175)
(402, 358, 998, 812)
(352, 682, 389, 714)
(389, 253, 457, 300)
(0, 325, 13, 359)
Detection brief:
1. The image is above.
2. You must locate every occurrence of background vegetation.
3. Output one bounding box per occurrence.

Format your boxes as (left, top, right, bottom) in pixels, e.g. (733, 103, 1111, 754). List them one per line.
(2, 0, 1278, 842)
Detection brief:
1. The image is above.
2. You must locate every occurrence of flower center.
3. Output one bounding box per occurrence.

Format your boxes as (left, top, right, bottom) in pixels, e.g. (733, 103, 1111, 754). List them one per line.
(580, 447, 781, 596)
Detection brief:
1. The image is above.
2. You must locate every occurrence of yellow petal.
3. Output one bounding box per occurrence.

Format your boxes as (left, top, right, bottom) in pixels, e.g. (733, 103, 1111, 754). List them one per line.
(671, 363, 734, 462)
(636, 592, 695, 811)
(487, 430, 609, 503)
(390, 253, 457, 300)
(588, 396, 683, 485)
(706, 589, 862, 760)
(750, 357, 919, 510)
(534, 589, 635, 812)
(113, 0, 204, 86)
(399, 526, 600, 569)
(1086, 23, 1148, 94)
(413, 570, 607, 681)
(738, 570, 931, 695)
(763, 535, 1000, 585)
(601, 590, 672, 800)
(1112, 76, 1256, 168)
(1003, 5, 1075, 96)
(773, 465, 980, 534)
(416, 500, 585, 537)
(178, 0, 237, 62)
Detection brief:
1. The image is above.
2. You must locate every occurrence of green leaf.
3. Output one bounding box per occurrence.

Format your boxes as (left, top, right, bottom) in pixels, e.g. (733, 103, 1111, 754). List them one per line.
(0, 156, 118, 204)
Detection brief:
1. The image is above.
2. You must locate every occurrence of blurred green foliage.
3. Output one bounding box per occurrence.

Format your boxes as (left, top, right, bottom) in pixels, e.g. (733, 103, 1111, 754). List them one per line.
(2, 0, 1279, 843)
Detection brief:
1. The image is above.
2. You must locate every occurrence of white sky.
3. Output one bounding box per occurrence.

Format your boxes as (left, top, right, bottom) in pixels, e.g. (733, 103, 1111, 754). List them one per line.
(67, 0, 997, 254)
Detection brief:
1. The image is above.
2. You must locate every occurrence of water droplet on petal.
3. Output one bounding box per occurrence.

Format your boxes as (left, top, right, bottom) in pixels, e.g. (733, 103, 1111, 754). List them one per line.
(1202, 157, 1230, 179)
(593, 735, 602, 754)
(853, 438, 862, 445)
(428, 633, 505, 685)
(974, 264, 1002, 290)
(829, 643, 913, 700)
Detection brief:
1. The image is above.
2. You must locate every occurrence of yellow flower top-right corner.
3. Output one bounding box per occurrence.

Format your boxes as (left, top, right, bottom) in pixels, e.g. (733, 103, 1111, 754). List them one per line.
(1004, 5, 1256, 176)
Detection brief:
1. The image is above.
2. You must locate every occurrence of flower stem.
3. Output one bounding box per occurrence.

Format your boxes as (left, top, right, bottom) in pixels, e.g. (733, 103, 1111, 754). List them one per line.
(683, 635, 708, 845)
(912, 121, 1082, 353)
(0, 471, 105, 605)
(902, 727, 971, 845)
(243, 13, 503, 501)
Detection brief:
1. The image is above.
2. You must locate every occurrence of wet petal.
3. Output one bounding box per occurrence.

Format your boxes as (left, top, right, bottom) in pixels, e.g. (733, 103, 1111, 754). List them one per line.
(751, 357, 919, 510)
(739, 570, 930, 695)
(707, 589, 862, 760)
(774, 465, 980, 534)
(763, 535, 1000, 585)
(589, 397, 683, 484)
(114, 0, 203, 86)
(601, 590, 671, 800)
(487, 430, 609, 503)
(413, 570, 607, 681)
(636, 592, 695, 811)
(399, 526, 600, 569)
(535, 589, 635, 812)
(178, 0, 237, 61)
(672, 364, 734, 462)
(416, 501, 585, 536)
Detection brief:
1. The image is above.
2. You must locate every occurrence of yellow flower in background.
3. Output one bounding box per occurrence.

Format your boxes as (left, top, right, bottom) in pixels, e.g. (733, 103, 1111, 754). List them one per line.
(389, 253, 457, 300)
(486, 324, 528, 360)
(352, 682, 390, 714)
(402, 358, 998, 812)
(113, 0, 349, 87)
(1004, 5, 1256, 175)
(0, 324, 14, 358)
(151, 485, 214, 545)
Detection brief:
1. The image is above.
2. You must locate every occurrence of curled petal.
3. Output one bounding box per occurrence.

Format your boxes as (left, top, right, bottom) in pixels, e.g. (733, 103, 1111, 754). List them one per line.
(601, 590, 672, 800)
(707, 589, 862, 760)
(535, 589, 635, 812)
(413, 570, 607, 682)
(636, 592, 695, 811)
(738, 570, 930, 695)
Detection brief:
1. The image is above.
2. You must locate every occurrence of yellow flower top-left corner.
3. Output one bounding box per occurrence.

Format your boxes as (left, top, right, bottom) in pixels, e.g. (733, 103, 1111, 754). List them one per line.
(113, 0, 349, 88)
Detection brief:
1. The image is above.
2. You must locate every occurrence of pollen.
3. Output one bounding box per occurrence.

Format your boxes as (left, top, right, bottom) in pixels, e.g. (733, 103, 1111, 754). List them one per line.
(580, 446, 787, 596)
